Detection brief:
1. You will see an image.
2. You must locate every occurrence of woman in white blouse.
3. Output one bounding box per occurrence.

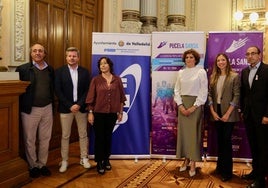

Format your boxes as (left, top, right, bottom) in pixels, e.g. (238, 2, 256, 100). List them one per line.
(174, 49, 208, 177)
(208, 53, 240, 182)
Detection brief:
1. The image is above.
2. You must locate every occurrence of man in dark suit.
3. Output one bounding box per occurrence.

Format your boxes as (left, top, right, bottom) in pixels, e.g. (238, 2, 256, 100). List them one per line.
(55, 47, 91, 173)
(240, 46, 268, 188)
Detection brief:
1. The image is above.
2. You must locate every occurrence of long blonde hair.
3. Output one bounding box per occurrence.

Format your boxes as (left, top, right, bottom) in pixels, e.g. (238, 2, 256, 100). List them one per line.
(210, 53, 233, 87)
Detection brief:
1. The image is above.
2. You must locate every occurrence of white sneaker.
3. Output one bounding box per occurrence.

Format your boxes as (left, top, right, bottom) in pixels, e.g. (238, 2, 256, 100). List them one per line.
(80, 158, 91, 169)
(59, 160, 68, 173)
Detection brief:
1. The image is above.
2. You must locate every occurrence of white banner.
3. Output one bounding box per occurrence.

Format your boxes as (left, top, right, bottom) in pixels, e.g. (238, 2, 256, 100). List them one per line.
(151, 32, 206, 157)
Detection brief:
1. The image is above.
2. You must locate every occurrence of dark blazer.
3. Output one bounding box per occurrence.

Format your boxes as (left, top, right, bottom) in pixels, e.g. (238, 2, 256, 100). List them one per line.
(208, 72, 240, 122)
(15, 62, 55, 114)
(240, 62, 268, 123)
(55, 65, 90, 113)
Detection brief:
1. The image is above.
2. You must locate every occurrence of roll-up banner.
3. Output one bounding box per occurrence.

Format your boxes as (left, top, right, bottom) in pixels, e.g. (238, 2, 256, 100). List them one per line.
(151, 32, 206, 158)
(206, 31, 263, 161)
(90, 33, 151, 158)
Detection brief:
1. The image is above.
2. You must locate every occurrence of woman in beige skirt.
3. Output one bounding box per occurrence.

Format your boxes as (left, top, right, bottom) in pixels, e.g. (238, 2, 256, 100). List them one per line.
(174, 49, 208, 177)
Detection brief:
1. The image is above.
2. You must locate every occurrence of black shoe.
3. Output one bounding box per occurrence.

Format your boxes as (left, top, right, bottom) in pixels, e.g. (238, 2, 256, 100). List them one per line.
(103, 160, 112, 171)
(29, 167, 41, 178)
(40, 166, 51, 176)
(221, 175, 232, 182)
(214, 167, 221, 174)
(246, 180, 265, 188)
(242, 172, 256, 180)
(97, 162, 105, 175)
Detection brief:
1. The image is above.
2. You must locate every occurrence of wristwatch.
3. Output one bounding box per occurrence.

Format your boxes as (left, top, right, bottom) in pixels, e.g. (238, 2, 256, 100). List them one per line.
(89, 110, 93, 113)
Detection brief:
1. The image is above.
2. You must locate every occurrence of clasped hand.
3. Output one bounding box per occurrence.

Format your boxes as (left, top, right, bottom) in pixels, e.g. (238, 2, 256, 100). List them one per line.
(179, 106, 196, 117)
(262, 117, 268, 124)
(212, 111, 229, 122)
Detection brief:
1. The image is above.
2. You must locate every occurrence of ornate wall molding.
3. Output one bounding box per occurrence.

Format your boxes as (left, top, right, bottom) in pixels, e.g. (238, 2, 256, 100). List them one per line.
(0, 0, 2, 26)
(167, 15, 186, 26)
(231, 0, 267, 61)
(121, 21, 142, 33)
(121, 1, 141, 33)
(122, 10, 140, 21)
(189, 0, 197, 31)
(157, 0, 168, 31)
(0, 0, 3, 63)
(119, 0, 198, 33)
(14, 0, 26, 62)
(231, 0, 238, 30)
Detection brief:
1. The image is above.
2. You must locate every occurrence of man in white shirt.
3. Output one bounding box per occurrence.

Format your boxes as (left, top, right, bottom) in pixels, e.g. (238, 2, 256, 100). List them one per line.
(55, 47, 91, 172)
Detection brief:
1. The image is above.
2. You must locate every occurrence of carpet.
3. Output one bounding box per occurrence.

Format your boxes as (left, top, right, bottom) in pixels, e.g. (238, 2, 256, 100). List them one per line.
(117, 160, 252, 188)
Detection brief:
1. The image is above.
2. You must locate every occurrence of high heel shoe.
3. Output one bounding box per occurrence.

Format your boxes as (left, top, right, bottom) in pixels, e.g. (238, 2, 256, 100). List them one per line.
(103, 160, 112, 170)
(179, 165, 187, 172)
(189, 160, 196, 177)
(221, 175, 232, 182)
(179, 158, 189, 172)
(97, 161, 105, 175)
(189, 169, 196, 177)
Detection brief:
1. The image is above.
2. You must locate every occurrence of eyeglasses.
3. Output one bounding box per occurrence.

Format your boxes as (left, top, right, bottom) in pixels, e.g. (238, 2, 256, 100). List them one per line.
(245, 52, 259, 57)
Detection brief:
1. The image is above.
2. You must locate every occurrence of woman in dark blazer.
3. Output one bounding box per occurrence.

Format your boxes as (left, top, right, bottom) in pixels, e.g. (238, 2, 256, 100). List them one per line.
(208, 53, 240, 182)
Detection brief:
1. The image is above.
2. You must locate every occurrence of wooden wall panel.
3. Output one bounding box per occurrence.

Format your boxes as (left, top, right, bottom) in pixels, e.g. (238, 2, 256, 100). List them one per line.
(0, 81, 30, 187)
(68, 0, 97, 71)
(51, 7, 66, 70)
(31, 1, 49, 46)
(80, 17, 93, 70)
(0, 108, 9, 152)
(69, 13, 82, 50)
(0, 96, 19, 162)
(30, 0, 103, 150)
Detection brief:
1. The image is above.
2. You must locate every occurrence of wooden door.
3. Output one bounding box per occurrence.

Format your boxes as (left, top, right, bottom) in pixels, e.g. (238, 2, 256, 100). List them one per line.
(68, 0, 103, 70)
(29, 0, 103, 150)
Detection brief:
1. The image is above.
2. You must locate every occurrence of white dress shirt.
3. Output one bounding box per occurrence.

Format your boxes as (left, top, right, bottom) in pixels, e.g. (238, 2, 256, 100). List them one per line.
(68, 65, 78, 102)
(248, 62, 260, 88)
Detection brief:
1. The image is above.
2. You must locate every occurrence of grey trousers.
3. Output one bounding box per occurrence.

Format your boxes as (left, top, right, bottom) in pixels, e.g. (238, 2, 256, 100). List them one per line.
(21, 104, 53, 168)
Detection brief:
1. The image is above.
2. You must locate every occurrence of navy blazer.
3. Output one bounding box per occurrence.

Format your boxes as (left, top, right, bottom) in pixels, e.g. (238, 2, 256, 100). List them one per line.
(55, 65, 90, 113)
(240, 62, 268, 123)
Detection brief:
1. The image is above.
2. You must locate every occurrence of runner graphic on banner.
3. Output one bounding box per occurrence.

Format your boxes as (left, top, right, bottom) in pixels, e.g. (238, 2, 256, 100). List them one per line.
(151, 32, 206, 157)
(90, 33, 151, 157)
(206, 31, 263, 160)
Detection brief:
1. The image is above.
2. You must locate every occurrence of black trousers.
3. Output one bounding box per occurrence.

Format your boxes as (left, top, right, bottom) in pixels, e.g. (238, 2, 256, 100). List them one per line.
(244, 112, 268, 183)
(93, 113, 117, 162)
(215, 104, 235, 177)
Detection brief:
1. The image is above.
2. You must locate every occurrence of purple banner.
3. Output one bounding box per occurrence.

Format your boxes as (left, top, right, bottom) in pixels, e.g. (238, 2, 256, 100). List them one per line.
(206, 32, 263, 159)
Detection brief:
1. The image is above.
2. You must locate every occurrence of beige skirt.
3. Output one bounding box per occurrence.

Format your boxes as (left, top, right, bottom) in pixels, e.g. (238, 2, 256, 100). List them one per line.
(176, 95, 203, 161)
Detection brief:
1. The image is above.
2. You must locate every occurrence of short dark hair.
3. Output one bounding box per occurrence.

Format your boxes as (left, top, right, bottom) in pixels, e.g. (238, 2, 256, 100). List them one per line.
(97, 57, 114, 74)
(249, 46, 261, 54)
(182, 49, 200, 65)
